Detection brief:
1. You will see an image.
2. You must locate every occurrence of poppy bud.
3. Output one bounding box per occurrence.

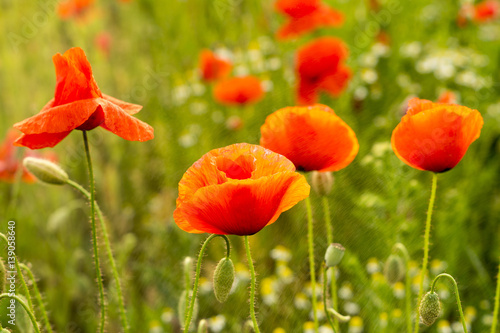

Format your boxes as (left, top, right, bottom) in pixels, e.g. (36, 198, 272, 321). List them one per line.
(197, 319, 208, 333)
(184, 256, 193, 279)
(384, 254, 405, 284)
(311, 171, 334, 196)
(325, 243, 345, 267)
(23, 157, 68, 185)
(0, 258, 5, 294)
(178, 290, 199, 330)
(419, 291, 441, 326)
(213, 257, 235, 303)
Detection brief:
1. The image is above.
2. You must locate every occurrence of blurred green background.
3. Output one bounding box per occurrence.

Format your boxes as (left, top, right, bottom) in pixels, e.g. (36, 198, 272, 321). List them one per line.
(0, 0, 499, 332)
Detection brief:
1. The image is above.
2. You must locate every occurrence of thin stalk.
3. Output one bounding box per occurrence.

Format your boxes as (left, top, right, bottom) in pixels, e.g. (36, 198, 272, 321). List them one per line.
(414, 173, 438, 333)
(19, 263, 52, 333)
(430, 273, 467, 333)
(83, 131, 106, 333)
(306, 196, 319, 332)
(491, 261, 500, 333)
(322, 196, 338, 330)
(183, 257, 192, 331)
(244, 235, 260, 333)
(0, 293, 41, 333)
(323, 266, 338, 333)
(393, 243, 412, 333)
(67, 178, 129, 332)
(184, 234, 230, 331)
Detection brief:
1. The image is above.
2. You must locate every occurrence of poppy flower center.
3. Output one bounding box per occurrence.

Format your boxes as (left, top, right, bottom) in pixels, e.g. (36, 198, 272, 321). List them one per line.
(77, 106, 105, 131)
(216, 155, 256, 180)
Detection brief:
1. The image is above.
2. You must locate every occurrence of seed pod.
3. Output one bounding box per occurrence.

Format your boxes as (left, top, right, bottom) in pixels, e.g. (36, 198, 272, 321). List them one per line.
(311, 171, 334, 196)
(384, 254, 405, 284)
(419, 291, 441, 326)
(23, 157, 68, 185)
(325, 243, 345, 267)
(213, 257, 235, 303)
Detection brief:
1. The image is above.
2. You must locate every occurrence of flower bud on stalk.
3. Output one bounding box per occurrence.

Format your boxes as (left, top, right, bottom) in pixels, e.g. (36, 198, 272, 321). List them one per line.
(384, 254, 405, 284)
(311, 171, 334, 196)
(213, 257, 235, 303)
(419, 291, 441, 326)
(23, 157, 68, 185)
(325, 243, 345, 267)
(197, 319, 208, 333)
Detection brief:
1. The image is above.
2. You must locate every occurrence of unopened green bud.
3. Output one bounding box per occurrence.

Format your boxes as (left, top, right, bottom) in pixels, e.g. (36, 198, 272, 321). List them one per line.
(419, 291, 441, 326)
(325, 243, 345, 267)
(197, 319, 208, 333)
(0, 258, 5, 294)
(213, 257, 234, 303)
(311, 171, 334, 196)
(23, 157, 68, 185)
(384, 254, 405, 284)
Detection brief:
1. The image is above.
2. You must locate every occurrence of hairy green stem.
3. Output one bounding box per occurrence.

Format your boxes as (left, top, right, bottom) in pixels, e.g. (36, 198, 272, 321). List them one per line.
(67, 179, 129, 332)
(414, 173, 438, 333)
(430, 273, 468, 333)
(19, 264, 52, 333)
(306, 196, 319, 332)
(323, 266, 338, 333)
(83, 131, 106, 333)
(393, 243, 412, 333)
(0, 293, 41, 333)
(244, 235, 260, 333)
(491, 261, 500, 333)
(322, 196, 338, 330)
(184, 234, 230, 331)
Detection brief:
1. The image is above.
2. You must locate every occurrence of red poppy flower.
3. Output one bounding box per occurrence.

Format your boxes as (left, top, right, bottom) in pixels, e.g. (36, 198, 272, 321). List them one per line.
(58, 0, 94, 19)
(0, 130, 57, 183)
(173, 143, 310, 235)
(391, 98, 483, 173)
(275, 0, 344, 40)
(260, 104, 359, 172)
(475, 0, 500, 22)
(213, 76, 265, 106)
(13, 47, 154, 150)
(296, 37, 351, 105)
(199, 49, 232, 82)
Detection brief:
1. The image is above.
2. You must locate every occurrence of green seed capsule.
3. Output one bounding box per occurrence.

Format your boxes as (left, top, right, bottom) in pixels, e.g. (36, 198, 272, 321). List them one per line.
(325, 243, 345, 267)
(419, 291, 441, 326)
(213, 257, 235, 303)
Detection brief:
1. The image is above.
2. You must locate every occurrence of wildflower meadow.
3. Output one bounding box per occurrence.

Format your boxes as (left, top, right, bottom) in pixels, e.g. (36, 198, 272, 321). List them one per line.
(0, 0, 499, 332)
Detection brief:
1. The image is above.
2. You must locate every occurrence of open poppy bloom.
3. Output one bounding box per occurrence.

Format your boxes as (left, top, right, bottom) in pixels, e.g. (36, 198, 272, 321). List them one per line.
(296, 37, 351, 105)
(0, 130, 57, 183)
(260, 104, 359, 172)
(199, 49, 232, 82)
(58, 0, 94, 19)
(275, 0, 344, 40)
(173, 143, 310, 235)
(13, 47, 154, 149)
(391, 98, 483, 173)
(213, 76, 265, 106)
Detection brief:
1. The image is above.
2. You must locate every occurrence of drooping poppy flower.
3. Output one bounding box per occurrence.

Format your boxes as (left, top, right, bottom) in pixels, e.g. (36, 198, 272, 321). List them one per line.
(0, 130, 57, 183)
(173, 143, 310, 235)
(275, 0, 344, 40)
(260, 104, 359, 172)
(199, 49, 232, 82)
(13, 47, 154, 150)
(296, 37, 351, 105)
(213, 76, 265, 106)
(391, 98, 483, 173)
(58, 0, 94, 19)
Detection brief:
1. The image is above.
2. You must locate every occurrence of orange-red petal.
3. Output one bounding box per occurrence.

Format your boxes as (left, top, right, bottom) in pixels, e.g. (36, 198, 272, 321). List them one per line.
(199, 50, 232, 82)
(14, 132, 72, 150)
(102, 94, 143, 115)
(391, 98, 484, 172)
(213, 76, 265, 106)
(260, 105, 359, 172)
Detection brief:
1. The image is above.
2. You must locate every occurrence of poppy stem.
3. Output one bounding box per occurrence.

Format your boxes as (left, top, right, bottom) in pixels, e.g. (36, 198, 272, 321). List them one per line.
(414, 172, 438, 333)
(66, 179, 130, 332)
(323, 265, 338, 333)
(322, 196, 338, 330)
(184, 234, 230, 331)
(306, 196, 319, 333)
(82, 131, 106, 333)
(0, 293, 41, 333)
(393, 243, 412, 333)
(491, 260, 500, 333)
(244, 235, 261, 333)
(430, 273, 468, 332)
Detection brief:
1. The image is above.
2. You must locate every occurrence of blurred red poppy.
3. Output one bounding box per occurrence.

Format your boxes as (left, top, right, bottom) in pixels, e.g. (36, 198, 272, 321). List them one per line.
(95, 32, 112, 57)
(458, 0, 499, 25)
(173, 143, 310, 235)
(0, 130, 57, 183)
(58, 0, 94, 19)
(213, 76, 265, 106)
(296, 37, 351, 105)
(13, 47, 154, 149)
(199, 49, 232, 82)
(260, 104, 359, 172)
(275, 0, 344, 40)
(391, 98, 483, 173)
(436, 91, 457, 104)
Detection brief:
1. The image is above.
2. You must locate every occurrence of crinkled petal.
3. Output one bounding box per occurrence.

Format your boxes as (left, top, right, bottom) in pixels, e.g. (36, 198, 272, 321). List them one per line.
(14, 131, 72, 150)
(102, 94, 142, 115)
